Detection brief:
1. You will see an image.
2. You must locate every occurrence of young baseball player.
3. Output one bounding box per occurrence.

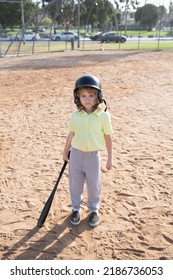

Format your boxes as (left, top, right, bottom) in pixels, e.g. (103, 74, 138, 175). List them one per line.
(63, 75, 113, 227)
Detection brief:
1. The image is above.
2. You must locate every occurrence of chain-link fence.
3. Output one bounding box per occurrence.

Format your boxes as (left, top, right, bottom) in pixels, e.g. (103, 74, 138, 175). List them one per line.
(1, 32, 172, 57)
(0, 0, 173, 57)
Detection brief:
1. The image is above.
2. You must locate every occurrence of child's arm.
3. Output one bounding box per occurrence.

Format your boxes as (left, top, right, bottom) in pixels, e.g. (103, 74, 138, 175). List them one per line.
(63, 131, 75, 162)
(104, 134, 112, 170)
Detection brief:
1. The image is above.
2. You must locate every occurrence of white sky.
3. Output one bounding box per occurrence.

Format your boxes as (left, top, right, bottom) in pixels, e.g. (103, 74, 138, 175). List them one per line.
(110, 0, 171, 11)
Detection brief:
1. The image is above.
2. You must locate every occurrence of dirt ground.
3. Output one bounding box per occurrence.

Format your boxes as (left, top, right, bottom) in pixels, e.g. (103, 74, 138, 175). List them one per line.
(0, 50, 173, 260)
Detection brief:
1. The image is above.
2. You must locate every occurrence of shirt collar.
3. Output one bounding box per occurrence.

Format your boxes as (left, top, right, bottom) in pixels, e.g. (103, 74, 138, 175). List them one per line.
(78, 108, 102, 116)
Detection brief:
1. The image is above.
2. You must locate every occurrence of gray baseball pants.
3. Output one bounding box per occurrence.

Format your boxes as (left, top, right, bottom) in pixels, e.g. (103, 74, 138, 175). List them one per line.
(69, 147, 101, 213)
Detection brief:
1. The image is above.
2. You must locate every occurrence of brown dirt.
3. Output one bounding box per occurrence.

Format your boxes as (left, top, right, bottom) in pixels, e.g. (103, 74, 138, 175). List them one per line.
(0, 50, 173, 260)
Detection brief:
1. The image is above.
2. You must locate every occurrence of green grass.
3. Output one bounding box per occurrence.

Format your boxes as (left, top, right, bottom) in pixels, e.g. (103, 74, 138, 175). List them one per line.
(100, 41, 173, 51)
(1, 39, 173, 57)
(79, 40, 173, 51)
(121, 30, 172, 37)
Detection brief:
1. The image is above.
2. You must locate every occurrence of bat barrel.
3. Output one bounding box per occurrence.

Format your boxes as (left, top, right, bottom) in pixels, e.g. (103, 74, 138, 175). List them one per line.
(37, 157, 69, 227)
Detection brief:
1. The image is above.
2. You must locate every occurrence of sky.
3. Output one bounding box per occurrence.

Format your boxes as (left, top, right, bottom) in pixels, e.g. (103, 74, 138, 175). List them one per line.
(110, 0, 171, 11)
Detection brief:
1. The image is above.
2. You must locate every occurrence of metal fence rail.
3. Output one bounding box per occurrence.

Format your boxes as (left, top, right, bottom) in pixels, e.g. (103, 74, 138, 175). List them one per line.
(0, 36, 173, 58)
(0, 0, 173, 57)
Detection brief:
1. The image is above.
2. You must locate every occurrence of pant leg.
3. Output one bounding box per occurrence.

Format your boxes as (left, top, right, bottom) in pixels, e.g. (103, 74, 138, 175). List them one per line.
(69, 148, 85, 211)
(84, 151, 101, 213)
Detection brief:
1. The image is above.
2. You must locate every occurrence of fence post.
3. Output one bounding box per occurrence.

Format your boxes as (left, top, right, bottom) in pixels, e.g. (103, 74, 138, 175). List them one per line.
(71, 38, 74, 50)
(0, 38, 2, 58)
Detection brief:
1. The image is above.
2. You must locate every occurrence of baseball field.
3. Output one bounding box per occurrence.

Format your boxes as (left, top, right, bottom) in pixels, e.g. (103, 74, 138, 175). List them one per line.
(0, 50, 173, 260)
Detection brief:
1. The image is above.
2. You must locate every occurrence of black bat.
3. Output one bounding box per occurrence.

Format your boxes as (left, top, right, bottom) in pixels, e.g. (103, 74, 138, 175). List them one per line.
(37, 154, 69, 227)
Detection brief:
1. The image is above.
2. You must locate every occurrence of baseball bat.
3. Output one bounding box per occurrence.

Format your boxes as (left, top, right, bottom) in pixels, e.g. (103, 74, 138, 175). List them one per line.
(37, 153, 70, 227)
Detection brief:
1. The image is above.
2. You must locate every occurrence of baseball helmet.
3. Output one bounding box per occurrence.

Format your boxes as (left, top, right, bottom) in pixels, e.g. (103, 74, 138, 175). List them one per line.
(73, 75, 103, 104)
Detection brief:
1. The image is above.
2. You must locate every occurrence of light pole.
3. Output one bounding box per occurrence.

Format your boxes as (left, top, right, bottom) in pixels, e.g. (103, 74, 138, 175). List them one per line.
(96, 2, 98, 33)
(0, 39, 2, 58)
(77, 0, 80, 48)
(21, 0, 25, 44)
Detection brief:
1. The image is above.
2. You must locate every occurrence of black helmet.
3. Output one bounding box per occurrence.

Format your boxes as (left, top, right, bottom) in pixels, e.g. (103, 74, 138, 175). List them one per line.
(74, 75, 101, 91)
(73, 75, 103, 104)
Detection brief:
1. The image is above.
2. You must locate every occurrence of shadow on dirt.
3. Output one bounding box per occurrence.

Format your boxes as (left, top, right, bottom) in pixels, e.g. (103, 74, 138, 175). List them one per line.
(2, 216, 93, 260)
(0, 51, 143, 71)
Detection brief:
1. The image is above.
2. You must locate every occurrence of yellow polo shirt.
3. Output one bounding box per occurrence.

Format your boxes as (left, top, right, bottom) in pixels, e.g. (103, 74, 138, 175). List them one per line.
(68, 108, 113, 152)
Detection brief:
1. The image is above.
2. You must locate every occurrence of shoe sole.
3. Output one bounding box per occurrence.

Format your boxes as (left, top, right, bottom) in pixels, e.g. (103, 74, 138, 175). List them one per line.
(89, 220, 99, 227)
(70, 219, 80, 226)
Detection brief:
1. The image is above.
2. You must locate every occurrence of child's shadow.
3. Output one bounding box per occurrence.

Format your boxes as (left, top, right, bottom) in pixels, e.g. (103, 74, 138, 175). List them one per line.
(2, 216, 92, 260)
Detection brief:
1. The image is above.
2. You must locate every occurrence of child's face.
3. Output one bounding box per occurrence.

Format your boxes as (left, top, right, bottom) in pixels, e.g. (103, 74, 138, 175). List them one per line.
(78, 87, 97, 112)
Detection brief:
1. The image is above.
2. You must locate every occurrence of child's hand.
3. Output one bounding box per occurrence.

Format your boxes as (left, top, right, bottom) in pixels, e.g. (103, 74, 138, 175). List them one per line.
(106, 158, 112, 170)
(63, 152, 69, 163)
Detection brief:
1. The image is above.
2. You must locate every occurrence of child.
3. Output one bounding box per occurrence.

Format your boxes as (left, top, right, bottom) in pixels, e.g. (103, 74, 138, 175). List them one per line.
(63, 75, 112, 227)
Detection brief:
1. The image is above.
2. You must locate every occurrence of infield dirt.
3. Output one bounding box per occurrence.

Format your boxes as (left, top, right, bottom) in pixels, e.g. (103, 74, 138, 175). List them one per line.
(0, 50, 173, 260)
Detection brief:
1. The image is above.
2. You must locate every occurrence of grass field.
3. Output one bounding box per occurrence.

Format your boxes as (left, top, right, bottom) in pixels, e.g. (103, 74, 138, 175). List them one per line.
(1, 38, 173, 56)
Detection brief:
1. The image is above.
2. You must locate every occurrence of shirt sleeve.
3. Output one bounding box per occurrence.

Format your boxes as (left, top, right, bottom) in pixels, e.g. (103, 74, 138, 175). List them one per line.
(103, 111, 113, 135)
(68, 111, 76, 132)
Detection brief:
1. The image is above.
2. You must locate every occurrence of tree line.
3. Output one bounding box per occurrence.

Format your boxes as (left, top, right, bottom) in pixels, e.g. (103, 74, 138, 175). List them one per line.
(0, 0, 173, 32)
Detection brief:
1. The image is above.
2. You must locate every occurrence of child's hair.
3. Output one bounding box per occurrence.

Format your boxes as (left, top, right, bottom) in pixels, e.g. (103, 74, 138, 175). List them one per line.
(76, 87, 100, 111)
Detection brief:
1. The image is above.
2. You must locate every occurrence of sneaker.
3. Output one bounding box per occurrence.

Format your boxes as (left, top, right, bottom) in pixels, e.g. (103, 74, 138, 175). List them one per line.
(70, 211, 80, 225)
(89, 212, 99, 227)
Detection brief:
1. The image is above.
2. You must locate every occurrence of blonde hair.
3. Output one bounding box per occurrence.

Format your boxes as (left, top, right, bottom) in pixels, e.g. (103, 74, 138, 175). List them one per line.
(76, 87, 100, 111)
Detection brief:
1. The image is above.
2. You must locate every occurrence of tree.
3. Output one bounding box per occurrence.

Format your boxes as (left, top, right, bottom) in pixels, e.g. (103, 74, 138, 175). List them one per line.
(47, 0, 76, 31)
(114, 0, 139, 10)
(169, 1, 173, 23)
(0, 1, 38, 30)
(47, 0, 115, 32)
(113, 1, 139, 33)
(0, 2, 23, 29)
(80, 0, 114, 31)
(156, 5, 167, 31)
(135, 4, 158, 31)
(170, 19, 173, 30)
